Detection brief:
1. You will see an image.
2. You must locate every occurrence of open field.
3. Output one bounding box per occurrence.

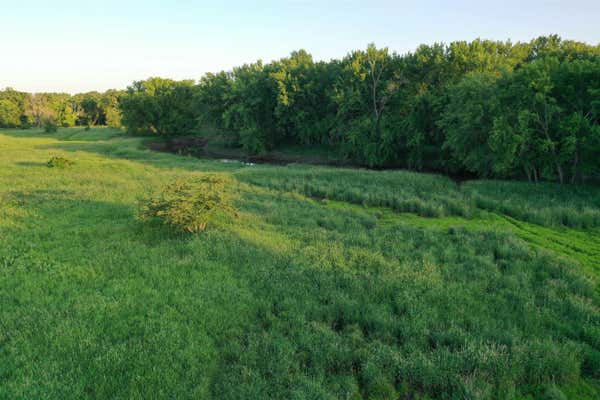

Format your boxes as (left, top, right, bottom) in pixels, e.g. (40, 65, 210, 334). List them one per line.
(1, 128, 600, 399)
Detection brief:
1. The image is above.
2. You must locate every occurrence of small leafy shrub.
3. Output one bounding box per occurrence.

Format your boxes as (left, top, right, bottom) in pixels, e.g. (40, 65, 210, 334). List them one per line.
(43, 119, 58, 133)
(46, 156, 74, 168)
(139, 175, 237, 233)
(19, 115, 31, 128)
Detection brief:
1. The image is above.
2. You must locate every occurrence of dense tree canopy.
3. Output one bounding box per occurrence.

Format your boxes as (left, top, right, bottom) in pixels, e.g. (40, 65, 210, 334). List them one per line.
(178, 35, 600, 183)
(0, 89, 123, 129)
(1, 35, 598, 183)
(119, 78, 196, 136)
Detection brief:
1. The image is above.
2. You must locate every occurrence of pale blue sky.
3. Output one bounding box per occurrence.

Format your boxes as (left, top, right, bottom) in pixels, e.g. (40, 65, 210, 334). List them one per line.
(1, 0, 598, 93)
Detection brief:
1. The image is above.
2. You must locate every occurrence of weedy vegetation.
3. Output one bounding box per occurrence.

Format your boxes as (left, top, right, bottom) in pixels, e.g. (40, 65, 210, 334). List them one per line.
(138, 175, 237, 233)
(46, 155, 74, 168)
(43, 119, 58, 133)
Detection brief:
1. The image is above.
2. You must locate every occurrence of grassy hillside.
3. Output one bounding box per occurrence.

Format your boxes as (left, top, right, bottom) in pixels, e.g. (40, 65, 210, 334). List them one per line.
(1, 128, 599, 400)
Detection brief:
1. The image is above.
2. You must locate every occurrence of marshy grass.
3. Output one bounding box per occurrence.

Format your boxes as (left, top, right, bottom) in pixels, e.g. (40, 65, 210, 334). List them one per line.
(463, 180, 600, 228)
(237, 165, 474, 218)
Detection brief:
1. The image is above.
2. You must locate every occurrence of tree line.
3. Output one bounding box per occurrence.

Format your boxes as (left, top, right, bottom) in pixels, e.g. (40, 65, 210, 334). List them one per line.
(0, 89, 122, 129)
(2, 35, 599, 183)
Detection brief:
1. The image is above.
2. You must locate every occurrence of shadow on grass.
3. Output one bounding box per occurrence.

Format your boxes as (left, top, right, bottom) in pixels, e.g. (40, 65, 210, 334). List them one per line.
(0, 127, 125, 142)
(38, 140, 248, 173)
(1, 189, 187, 249)
(2, 189, 600, 399)
(14, 161, 48, 167)
(0, 189, 256, 399)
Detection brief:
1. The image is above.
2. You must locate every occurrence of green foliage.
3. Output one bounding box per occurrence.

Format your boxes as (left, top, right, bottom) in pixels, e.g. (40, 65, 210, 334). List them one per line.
(440, 72, 501, 176)
(103, 90, 123, 128)
(46, 156, 74, 168)
(333, 44, 402, 167)
(43, 119, 58, 133)
(194, 36, 600, 180)
(77, 92, 103, 126)
(442, 54, 600, 183)
(0, 87, 123, 130)
(270, 50, 336, 146)
(222, 62, 279, 153)
(0, 88, 30, 128)
(139, 175, 237, 233)
(120, 78, 197, 136)
(0, 98, 22, 127)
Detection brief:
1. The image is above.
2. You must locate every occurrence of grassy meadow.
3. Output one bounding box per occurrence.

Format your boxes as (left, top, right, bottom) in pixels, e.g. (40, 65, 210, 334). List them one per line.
(1, 128, 600, 399)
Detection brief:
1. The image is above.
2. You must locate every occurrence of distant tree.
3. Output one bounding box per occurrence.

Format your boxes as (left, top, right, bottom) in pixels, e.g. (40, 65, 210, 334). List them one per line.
(43, 118, 58, 133)
(195, 72, 233, 135)
(79, 92, 103, 126)
(0, 88, 31, 128)
(333, 44, 402, 166)
(102, 90, 124, 128)
(270, 50, 335, 145)
(120, 78, 197, 135)
(499, 57, 600, 183)
(0, 99, 21, 127)
(440, 72, 500, 177)
(27, 94, 51, 127)
(52, 94, 77, 127)
(221, 62, 278, 153)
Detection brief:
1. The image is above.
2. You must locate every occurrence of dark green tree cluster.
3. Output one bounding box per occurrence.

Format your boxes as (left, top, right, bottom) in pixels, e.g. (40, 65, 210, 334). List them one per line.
(441, 41, 600, 184)
(119, 78, 197, 135)
(119, 36, 600, 183)
(0, 88, 124, 129)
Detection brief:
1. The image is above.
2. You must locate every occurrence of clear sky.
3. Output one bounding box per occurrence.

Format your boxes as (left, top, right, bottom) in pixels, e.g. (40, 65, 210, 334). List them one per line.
(1, 0, 598, 93)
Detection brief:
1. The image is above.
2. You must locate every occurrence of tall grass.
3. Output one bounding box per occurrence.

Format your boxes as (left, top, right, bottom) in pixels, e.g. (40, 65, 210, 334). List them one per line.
(0, 128, 599, 399)
(463, 180, 600, 228)
(237, 165, 474, 218)
(239, 166, 600, 228)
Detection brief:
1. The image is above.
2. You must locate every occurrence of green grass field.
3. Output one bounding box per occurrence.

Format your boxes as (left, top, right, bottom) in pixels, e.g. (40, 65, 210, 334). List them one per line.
(1, 128, 599, 400)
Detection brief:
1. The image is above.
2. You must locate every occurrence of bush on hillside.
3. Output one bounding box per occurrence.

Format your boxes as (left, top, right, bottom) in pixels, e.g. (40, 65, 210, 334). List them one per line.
(46, 156, 74, 168)
(43, 119, 58, 133)
(138, 175, 237, 233)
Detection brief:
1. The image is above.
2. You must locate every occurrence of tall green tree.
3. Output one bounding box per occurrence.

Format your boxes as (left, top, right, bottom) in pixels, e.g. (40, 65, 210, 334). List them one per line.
(221, 62, 278, 153)
(0, 88, 30, 128)
(120, 78, 197, 135)
(440, 72, 500, 177)
(333, 44, 402, 166)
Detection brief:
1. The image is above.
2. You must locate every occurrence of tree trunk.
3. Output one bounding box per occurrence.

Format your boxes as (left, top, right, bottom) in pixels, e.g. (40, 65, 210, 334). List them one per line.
(556, 162, 564, 184)
(540, 100, 563, 184)
(570, 149, 579, 184)
(524, 166, 532, 182)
